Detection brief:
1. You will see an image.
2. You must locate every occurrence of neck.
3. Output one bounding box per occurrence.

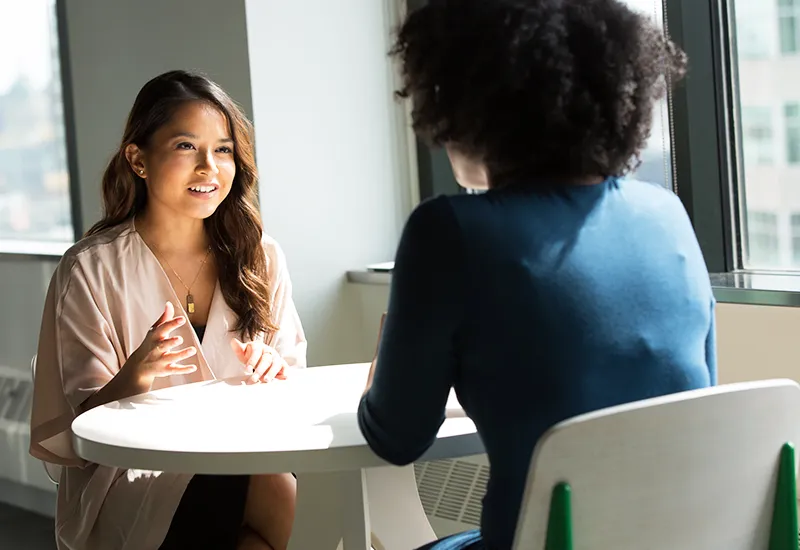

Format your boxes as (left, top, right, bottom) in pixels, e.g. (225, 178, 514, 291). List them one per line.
(135, 209, 209, 255)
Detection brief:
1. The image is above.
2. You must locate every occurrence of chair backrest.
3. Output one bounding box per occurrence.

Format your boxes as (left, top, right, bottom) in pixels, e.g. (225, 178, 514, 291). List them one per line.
(513, 380, 800, 550)
(30, 355, 61, 485)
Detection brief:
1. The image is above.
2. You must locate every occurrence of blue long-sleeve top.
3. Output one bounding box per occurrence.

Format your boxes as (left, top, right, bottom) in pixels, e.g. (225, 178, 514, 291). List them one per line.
(357, 177, 716, 550)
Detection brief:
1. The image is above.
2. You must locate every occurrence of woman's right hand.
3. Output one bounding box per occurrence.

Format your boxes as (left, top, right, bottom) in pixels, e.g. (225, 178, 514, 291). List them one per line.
(124, 302, 198, 385)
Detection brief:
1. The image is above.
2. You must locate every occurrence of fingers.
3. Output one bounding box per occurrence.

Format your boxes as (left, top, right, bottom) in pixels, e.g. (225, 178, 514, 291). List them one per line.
(262, 356, 286, 383)
(230, 338, 248, 362)
(248, 349, 285, 384)
(248, 349, 270, 384)
(248, 347, 276, 384)
(149, 345, 198, 378)
(161, 346, 198, 365)
(244, 343, 257, 368)
(157, 335, 184, 352)
(151, 316, 186, 341)
(163, 364, 197, 376)
(234, 339, 287, 384)
(152, 302, 175, 329)
(164, 301, 175, 322)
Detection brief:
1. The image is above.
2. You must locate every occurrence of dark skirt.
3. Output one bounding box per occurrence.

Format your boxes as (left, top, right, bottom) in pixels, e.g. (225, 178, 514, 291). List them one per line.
(159, 474, 250, 550)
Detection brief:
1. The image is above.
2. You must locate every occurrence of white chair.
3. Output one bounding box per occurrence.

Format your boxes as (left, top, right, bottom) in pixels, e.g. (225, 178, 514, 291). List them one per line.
(513, 379, 800, 550)
(30, 355, 62, 485)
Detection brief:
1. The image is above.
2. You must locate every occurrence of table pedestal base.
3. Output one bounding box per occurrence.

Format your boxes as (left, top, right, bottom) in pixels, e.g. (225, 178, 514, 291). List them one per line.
(289, 464, 438, 550)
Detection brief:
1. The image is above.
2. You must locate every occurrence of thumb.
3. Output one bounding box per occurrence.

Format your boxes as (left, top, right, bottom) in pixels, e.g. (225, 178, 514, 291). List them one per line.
(153, 301, 174, 328)
(243, 343, 257, 367)
(230, 338, 247, 359)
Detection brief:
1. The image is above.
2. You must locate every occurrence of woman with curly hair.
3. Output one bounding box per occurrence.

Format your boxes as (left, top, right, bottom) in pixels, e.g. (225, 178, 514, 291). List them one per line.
(357, 1, 716, 548)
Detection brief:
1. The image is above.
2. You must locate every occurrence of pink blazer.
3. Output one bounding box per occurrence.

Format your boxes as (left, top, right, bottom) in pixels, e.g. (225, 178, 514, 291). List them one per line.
(29, 220, 307, 549)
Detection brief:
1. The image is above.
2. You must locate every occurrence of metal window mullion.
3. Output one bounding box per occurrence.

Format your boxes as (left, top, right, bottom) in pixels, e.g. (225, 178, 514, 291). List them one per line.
(665, 0, 738, 272)
(55, 0, 83, 240)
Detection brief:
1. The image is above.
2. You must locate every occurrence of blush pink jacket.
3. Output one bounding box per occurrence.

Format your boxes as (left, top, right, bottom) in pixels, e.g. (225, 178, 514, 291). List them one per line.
(29, 220, 307, 549)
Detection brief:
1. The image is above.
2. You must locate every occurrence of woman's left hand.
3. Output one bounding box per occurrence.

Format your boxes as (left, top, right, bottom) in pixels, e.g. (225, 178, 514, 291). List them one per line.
(231, 338, 288, 384)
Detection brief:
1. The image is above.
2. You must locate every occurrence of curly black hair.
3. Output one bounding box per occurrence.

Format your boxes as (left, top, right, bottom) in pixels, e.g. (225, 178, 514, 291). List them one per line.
(392, 0, 687, 187)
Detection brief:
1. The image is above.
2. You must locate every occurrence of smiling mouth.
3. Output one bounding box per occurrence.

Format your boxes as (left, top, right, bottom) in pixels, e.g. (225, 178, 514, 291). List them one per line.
(188, 185, 218, 194)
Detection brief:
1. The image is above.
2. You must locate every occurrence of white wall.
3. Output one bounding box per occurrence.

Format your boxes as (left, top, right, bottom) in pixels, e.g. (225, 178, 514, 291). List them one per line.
(0, 260, 55, 372)
(63, 0, 254, 230)
(245, 0, 413, 365)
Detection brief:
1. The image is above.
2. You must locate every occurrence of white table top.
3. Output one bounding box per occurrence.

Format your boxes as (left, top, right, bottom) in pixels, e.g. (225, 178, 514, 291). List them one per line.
(72, 363, 483, 474)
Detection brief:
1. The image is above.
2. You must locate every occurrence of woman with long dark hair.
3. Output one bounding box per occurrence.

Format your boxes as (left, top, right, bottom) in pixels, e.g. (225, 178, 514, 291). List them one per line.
(30, 70, 305, 550)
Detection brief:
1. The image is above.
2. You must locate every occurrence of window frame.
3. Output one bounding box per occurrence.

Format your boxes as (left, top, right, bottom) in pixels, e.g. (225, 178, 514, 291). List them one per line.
(779, 0, 800, 55)
(785, 103, 800, 165)
(0, 0, 83, 260)
(666, 0, 740, 273)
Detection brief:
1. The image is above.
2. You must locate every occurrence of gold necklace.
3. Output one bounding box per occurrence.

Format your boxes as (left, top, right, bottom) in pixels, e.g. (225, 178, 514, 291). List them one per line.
(151, 243, 212, 315)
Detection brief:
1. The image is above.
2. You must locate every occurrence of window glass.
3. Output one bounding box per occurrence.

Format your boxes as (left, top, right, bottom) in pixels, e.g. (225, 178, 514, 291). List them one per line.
(779, 0, 800, 54)
(742, 107, 774, 166)
(621, 0, 674, 191)
(791, 213, 800, 264)
(0, 0, 74, 253)
(734, 0, 800, 268)
(747, 211, 780, 266)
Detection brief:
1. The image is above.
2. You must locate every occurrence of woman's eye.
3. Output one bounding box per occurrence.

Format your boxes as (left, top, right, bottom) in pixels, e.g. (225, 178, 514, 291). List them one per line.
(176, 142, 195, 150)
(217, 146, 233, 154)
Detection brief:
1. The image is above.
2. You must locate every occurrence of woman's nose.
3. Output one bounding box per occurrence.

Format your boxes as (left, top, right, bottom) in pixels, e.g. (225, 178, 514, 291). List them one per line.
(196, 150, 219, 176)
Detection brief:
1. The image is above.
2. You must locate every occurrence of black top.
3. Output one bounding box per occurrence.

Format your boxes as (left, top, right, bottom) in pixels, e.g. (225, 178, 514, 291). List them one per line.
(193, 325, 206, 344)
(357, 178, 716, 549)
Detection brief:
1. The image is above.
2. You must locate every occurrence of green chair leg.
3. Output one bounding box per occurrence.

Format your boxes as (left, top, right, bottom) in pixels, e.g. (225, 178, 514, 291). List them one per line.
(543, 444, 797, 550)
(769, 442, 799, 550)
(545, 482, 573, 550)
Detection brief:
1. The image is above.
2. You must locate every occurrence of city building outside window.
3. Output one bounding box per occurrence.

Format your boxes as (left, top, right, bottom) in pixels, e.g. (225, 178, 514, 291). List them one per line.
(0, 0, 75, 255)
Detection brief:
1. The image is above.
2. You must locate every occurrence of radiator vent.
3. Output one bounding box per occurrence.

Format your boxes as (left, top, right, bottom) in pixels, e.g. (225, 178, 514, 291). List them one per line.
(414, 459, 490, 527)
(0, 372, 32, 423)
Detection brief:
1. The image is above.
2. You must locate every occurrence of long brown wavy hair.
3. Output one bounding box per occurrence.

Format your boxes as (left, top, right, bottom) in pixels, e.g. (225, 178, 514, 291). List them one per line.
(86, 70, 276, 340)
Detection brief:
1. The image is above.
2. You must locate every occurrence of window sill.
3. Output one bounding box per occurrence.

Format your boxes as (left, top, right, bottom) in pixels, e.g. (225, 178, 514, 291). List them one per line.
(348, 268, 800, 308)
(346, 269, 392, 286)
(710, 272, 800, 307)
(0, 239, 71, 261)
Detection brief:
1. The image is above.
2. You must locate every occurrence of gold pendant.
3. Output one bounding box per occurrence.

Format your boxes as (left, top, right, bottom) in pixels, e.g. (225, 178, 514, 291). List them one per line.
(187, 294, 195, 314)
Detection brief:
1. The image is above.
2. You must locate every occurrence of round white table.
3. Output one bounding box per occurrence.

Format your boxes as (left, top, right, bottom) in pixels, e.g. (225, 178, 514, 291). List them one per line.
(72, 363, 484, 550)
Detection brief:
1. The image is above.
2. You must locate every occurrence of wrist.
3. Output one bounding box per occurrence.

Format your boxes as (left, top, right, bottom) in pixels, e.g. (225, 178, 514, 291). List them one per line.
(121, 357, 155, 393)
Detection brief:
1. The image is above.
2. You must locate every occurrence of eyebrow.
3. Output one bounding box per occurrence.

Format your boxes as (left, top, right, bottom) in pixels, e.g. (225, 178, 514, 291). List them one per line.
(171, 132, 233, 143)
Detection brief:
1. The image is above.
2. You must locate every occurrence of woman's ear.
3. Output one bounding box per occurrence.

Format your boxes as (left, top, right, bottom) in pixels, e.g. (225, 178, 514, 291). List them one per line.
(124, 144, 146, 178)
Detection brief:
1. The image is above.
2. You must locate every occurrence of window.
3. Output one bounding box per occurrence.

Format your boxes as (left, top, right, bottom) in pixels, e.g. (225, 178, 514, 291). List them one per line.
(779, 0, 800, 55)
(785, 103, 800, 164)
(745, 211, 779, 266)
(741, 107, 774, 166)
(732, 0, 773, 59)
(730, 0, 800, 270)
(0, 0, 75, 254)
(618, 0, 675, 191)
(791, 214, 800, 265)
